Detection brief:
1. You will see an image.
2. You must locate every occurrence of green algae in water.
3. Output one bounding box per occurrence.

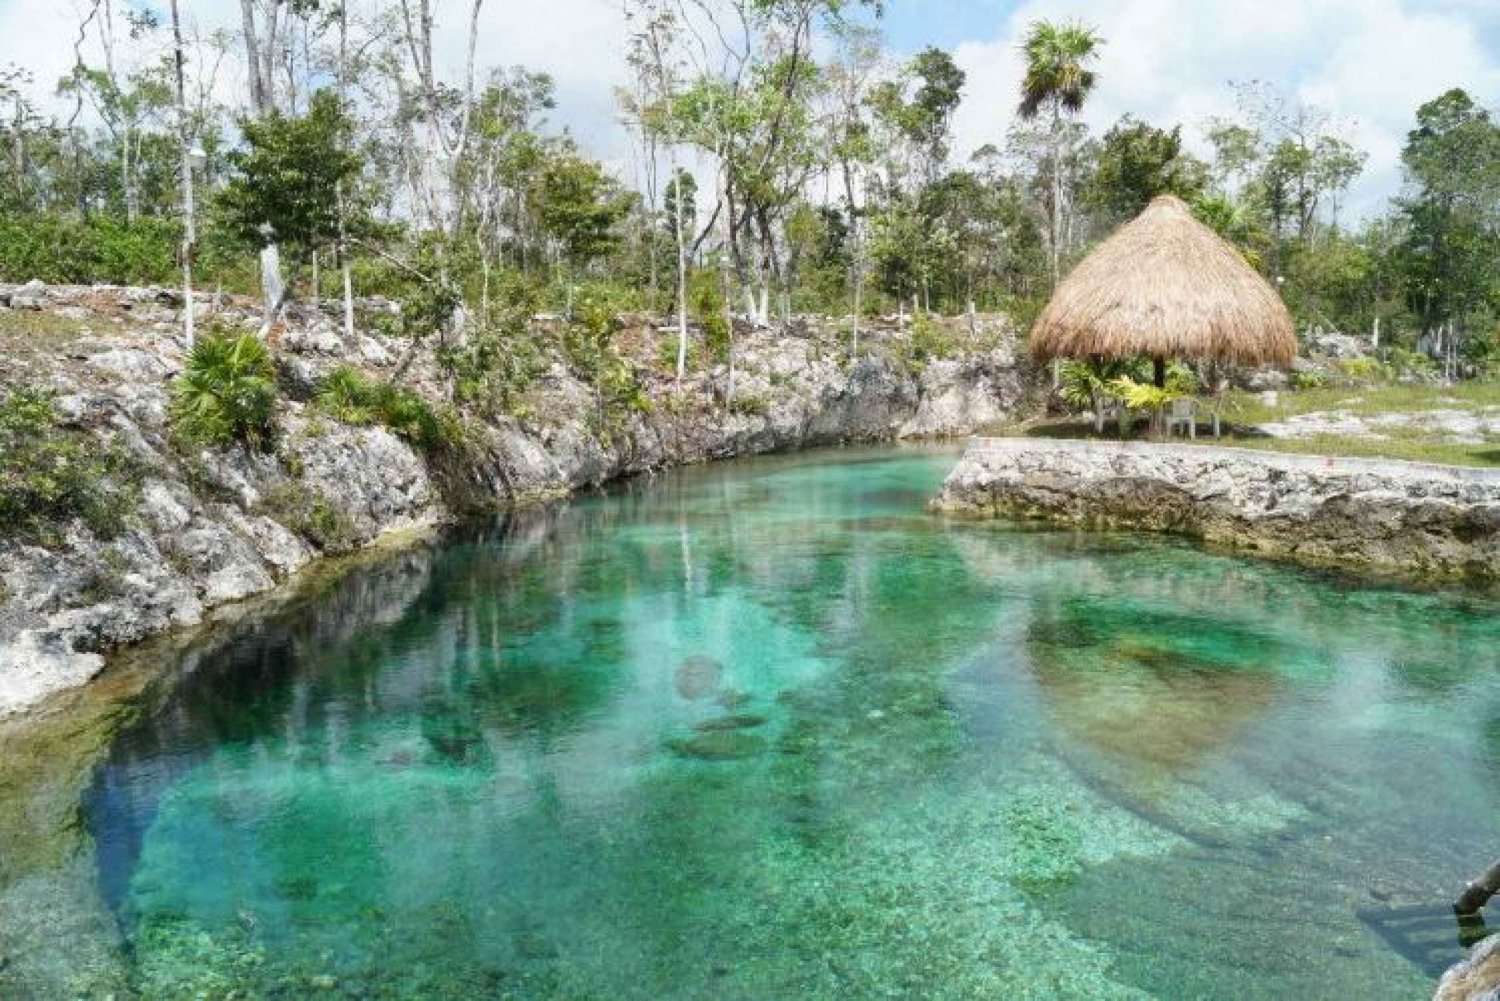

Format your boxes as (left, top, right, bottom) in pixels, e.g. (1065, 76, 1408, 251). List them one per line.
(20, 445, 1497, 999)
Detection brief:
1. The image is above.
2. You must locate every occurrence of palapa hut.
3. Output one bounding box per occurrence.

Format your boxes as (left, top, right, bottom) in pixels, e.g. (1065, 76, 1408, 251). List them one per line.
(1029, 194, 1296, 388)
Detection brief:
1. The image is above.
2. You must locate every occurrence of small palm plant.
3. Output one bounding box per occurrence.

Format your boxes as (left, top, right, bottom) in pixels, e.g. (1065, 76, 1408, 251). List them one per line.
(314, 365, 457, 453)
(170, 331, 278, 450)
(1059, 358, 1139, 433)
(1110, 364, 1198, 438)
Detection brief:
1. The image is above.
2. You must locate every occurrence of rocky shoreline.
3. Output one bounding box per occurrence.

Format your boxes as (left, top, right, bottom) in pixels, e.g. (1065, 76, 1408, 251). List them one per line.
(933, 437, 1500, 583)
(0, 283, 1039, 715)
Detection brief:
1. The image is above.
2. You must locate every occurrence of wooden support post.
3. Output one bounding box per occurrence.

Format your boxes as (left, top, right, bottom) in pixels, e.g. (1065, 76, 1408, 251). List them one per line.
(1456, 860, 1500, 916)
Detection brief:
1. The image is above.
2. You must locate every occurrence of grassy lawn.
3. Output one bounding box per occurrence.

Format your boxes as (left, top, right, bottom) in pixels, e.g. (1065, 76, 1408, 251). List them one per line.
(983, 381, 1500, 468)
(1220, 381, 1500, 423)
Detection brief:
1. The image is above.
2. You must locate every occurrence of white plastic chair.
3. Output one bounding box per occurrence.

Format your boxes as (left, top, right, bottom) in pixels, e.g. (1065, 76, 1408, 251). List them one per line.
(1167, 398, 1197, 440)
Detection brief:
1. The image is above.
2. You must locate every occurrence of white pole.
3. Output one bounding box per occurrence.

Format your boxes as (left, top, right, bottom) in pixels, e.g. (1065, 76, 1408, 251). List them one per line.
(170, 0, 196, 347)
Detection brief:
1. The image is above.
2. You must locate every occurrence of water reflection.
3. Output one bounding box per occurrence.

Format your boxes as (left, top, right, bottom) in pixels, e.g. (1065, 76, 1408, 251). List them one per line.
(8, 446, 1496, 999)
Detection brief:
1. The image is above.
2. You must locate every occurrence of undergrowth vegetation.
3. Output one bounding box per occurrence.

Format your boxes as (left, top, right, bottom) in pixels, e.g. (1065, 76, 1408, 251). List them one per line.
(256, 482, 359, 553)
(169, 330, 278, 450)
(0, 386, 137, 543)
(314, 366, 460, 453)
(901, 315, 962, 374)
(563, 285, 652, 445)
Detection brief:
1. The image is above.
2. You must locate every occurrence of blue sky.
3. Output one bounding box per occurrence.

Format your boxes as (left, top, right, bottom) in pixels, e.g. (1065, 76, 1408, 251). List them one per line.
(878, 0, 1499, 59)
(0, 0, 1496, 218)
(877, 0, 1017, 51)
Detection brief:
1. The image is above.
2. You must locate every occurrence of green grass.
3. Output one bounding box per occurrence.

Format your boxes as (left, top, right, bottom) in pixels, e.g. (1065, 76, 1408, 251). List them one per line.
(0, 309, 96, 353)
(1221, 382, 1500, 424)
(988, 381, 1500, 468)
(1189, 432, 1500, 468)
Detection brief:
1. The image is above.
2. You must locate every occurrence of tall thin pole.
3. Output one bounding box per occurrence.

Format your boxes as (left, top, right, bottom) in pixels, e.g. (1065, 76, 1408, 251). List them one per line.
(337, 0, 355, 342)
(170, 0, 196, 347)
(673, 170, 688, 383)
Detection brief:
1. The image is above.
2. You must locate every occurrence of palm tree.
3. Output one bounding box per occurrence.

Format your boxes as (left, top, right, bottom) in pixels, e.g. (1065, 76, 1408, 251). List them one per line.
(1018, 20, 1102, 288)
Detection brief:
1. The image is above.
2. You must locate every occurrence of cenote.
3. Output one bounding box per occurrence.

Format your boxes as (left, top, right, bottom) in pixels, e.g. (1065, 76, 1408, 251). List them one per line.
(7, 446, 1500, 999)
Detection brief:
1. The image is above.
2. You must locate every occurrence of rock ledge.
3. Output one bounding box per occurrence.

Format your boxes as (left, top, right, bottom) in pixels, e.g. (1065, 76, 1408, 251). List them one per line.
(933, 437, 1500, 582)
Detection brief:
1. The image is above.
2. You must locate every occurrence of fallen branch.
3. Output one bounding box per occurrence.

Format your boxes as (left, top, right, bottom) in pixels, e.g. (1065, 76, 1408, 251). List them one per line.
(1456, 860, 1500, 916)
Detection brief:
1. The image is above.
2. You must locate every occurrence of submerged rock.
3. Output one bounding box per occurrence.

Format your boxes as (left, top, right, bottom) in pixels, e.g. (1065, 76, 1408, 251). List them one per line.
(693, 713, 769, 733)
(675, 655, 724, 701)
(666, 730, 768, 761)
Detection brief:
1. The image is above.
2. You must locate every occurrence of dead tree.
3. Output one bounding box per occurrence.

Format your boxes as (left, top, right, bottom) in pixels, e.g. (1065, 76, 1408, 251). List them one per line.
(1456, 860, 1500, 916)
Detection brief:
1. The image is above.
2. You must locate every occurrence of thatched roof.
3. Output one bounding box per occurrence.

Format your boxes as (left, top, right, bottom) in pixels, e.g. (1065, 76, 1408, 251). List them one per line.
(1029, 195, 1296, 368)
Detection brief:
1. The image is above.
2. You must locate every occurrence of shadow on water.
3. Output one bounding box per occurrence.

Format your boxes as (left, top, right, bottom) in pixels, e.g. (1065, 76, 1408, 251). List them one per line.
(1358, 904, 1490, 978)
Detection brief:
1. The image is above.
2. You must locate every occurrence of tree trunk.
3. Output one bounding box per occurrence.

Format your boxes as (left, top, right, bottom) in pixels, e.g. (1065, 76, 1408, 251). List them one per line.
(1153, 356, 1167, 389)
(260, 243, 284, 332)
(719, 168, 735, 407)
(1050, 99, 1063, 288)
(1457, 861, 1500, 916)
(674, 168, 689, 383)
(336, 2, 355, 343)
(342, 251, 356, 343)
(170, 0, 196, 347)
(841, 158, 862, 358)
(239, 0, 267, 114)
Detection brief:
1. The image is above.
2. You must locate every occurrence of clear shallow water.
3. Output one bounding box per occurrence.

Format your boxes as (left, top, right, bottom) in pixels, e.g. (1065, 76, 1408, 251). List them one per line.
(70, 447, 1500, 998)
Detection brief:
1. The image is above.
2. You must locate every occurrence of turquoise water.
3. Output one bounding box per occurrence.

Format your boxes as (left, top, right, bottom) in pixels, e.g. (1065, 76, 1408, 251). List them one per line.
(76, 447, 1500, 998)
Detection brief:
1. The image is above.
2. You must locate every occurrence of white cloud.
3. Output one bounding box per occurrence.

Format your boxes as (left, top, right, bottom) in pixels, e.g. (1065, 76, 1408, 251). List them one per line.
(431, 0, 635, 170)
(948, 0, 1500, 220)
(0, 0, 636, 163)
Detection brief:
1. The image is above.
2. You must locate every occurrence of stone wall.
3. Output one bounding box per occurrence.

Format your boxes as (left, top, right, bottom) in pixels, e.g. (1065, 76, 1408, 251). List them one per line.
(934, 437, 1500, 582)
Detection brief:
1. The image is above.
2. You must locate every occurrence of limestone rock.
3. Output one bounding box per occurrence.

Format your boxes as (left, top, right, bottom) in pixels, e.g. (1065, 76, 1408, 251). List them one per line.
(1, 284, 1037, 714)
(1436, 934, 1500, 1001)
(935, 438, 1500, 582)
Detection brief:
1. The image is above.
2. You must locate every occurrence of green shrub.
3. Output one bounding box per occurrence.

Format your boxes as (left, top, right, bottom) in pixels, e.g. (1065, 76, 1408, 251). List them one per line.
(729, 391, 771, 417)
(1337, 356, 1388, 385)
(170, 331, 278, 450)
(0, 212, 258, 291)
(440, 272, 548, 416)
(657, 334, 699, 375)
(1109, 375, 1181, 413)
(258, 482, 358, 553)
(689, 271, 730, 362)
(314, 365, 459, 453)
(562, 285, 651, 445)
(1290, 367, 1329, 391)
(0, 386, 137, 542)
(0, 214, 178, 285)
(904, 314, 959, 373)
(1386, 347, 1439, 379)
(1058, 358, 1142, 413)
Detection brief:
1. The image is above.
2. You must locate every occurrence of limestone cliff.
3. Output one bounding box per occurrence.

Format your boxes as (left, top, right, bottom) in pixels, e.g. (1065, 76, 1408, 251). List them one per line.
(0, 283, 1038, 713)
